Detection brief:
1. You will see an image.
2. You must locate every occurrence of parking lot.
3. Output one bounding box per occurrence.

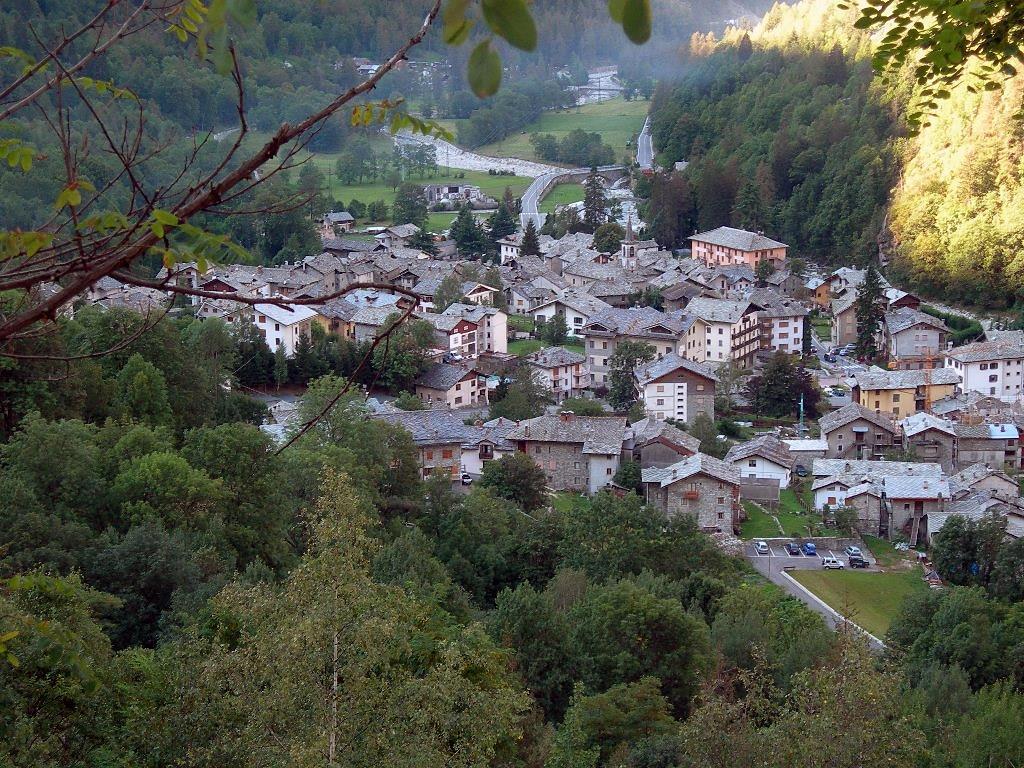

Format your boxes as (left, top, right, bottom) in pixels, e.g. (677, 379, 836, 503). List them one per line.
(743, 539, 878, 571)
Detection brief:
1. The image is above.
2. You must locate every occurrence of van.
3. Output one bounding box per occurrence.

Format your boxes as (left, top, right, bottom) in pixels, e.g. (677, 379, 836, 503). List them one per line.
(821, 555, 844, 570)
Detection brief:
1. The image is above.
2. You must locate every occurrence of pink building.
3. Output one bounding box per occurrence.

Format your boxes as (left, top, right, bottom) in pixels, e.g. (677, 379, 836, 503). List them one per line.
(690, 227, 788, 270)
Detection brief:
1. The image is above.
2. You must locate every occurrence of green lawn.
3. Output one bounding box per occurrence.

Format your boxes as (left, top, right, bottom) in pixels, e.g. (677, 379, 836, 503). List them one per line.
(552, 491, 589, 514)
(811, 316, 832, 339)
(790, 569, 928, 638)
(740, 502, 781, 539)
(539, 183, 584, 213)
(508, 315, 535, 332)
(862, 535, 908, 569)
(508, 339, 584, 357)
(475, 97, 650, 163)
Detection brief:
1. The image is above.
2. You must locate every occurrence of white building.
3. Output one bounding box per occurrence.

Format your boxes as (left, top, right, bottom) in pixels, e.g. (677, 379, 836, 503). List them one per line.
(681, 297, 763, 369)
(442, 303, 508, 354)
(253, 302, 319, 357)
(533, 290, 612, 338)
(724, 435, 795, 489)
(945, 337, 1024, 403)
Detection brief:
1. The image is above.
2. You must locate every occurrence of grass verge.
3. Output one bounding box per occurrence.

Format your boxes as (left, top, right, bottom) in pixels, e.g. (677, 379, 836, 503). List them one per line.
(790, 569, 927, 638)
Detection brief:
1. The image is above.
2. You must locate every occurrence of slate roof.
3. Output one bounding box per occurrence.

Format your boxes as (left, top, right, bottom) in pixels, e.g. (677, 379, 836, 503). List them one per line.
(691, 226, 788, 251)
(376, 409, 479, 446)
(953, 423, 1019, 440)
(386, 223, 421, 238)
(817, 403, 897, 434)
(254, 302, 319, 325)
(442, 302, 501, 322)
(584, 306, 693, 338)
(507, 415, 627, 454)
(535, 290, 612, 318)
(627, 416, 700, 454)
(811, 458, 942, 480)
(526, 346, 587, 368)
(325, 211, 354, 223)
(685, 297, 754, 324)
(633, 352, 718, 386)
(322, 236, 381, 253)
(949, 463, 1016, 496)
(946, 337, 1024, 363)
(846, 474, 950, 500)
(935, 489, 1024, 533)
(724, 435, 794, 469)
(885, 307, 947, 335)
(854, 367, 961, 390)
(415, 363, 475, 391)
(901, 411, 956, 438)
(317, 297, 359, 321)
(641, 452, 740, 486)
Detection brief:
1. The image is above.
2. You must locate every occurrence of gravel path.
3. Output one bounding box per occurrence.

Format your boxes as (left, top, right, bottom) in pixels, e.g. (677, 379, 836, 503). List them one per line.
(394, 132, 562, 178)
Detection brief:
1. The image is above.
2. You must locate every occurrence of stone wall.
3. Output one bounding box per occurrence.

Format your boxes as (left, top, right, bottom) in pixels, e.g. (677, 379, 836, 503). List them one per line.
(648, 474, 739, 532)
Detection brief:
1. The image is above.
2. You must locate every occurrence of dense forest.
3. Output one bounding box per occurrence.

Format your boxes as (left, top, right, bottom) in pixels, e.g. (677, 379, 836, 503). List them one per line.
(647, 0, 899, 263)
(648, 0, 1024, 310)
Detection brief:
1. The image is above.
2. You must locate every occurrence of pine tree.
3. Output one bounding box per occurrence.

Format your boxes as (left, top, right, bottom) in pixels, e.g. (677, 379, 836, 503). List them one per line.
(521, 218, 541, 256)
(273, 344, 289, 390)
(854, 263, 886, 360)
(451, 205, 487, 259)
(607, 341, 656, 411)
(581, 167, 607, 233)
(487, 203, 517, 243)
(732, 181, 766, 231)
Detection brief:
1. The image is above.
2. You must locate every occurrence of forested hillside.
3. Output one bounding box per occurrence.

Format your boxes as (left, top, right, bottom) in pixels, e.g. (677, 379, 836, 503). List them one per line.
(888, 77, 1024, 308)
(648, 0, 900, 263)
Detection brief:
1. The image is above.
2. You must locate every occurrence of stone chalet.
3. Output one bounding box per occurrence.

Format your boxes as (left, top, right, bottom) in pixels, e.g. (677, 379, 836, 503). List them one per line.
(374, 223, 421, 249)
(582, 307, 695, 388)
(689, 226, 788, 270)
(853, 367, 961, 418)
(414, 363, 486, 409)
(953, 422, 1022, 471)
(525, 346, 590, 402)
(931, 489, 1024, 545)
(624, 416, 701, 468)
(882, 308, 949, 369)
(724, 435, 795, 490)
(641, 453, 742, 533)
(900, 412, 957, 472)
(507, 413, 627, 494)
(949, 463, 1019, 498)
(810, 458, 943, 528)
(843, 473, 950, 545)
(818, 402, 898, 459)
(633, 352, 717, 424)
(376, 409, 479, 480)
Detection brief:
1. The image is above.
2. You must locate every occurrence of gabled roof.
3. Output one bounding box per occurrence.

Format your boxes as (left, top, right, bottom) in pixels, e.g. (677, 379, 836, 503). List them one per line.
(633, 352, 718, 386)
(953, 422, 1020, 440)
(507, 415, 627, 454)
(325, 211, 354, 223)
(415, 363, 476, 391)
(583, 306, 693, 338)
(534, 290, 612, 318)
(641, 452, 740, 486)
(254, 302, 319, 325)
(376, 409, 479, 446)
(885, 307, 947, 335)
(949, 463, 1017, 496)
(526, 346, 587, 368)
(846, 475, 950, 501)
(685, 297, 755, 324)
(627, 416, 700, 454)
(817, 403, 896, 435)
(690, 226, 787, 252)
(724, 435, 794, 469)
(811, 458, 942, 479)
(854, 367, 961, 390)
(900, 411, 956, 438)
(946, 337, 1024, 363)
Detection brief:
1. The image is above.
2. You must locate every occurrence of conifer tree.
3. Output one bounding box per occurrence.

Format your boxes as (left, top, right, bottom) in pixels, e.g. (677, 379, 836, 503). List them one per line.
(854, 264, 886, 360)
(582, 167, 607, 233)
(521, 218, 541, 256)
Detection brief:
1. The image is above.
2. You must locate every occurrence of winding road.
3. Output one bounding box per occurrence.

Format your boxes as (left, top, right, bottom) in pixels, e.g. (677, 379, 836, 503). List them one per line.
(636, 116, 654, 170)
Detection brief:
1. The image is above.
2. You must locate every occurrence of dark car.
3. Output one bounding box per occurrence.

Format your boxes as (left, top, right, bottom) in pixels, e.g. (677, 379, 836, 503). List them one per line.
(823, 353, 837, 363)
(794, 464, 808, 478)
(785, 542, 801, 556)
(848, 554, 869, 568)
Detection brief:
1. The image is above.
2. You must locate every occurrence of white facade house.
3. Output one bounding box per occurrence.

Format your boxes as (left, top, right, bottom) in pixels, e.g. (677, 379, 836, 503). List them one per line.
(525, 346, 590, 401)
(442, 303, 508, 354)
(533, 291, 612, 338)
(724, 436, 794, 489)
(945, 337, 1024, 403)
(253, 302, 319, 356)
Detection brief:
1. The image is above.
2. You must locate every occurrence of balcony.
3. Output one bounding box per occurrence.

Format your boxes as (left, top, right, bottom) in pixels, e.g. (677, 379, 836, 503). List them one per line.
(683, 490, 700, 500)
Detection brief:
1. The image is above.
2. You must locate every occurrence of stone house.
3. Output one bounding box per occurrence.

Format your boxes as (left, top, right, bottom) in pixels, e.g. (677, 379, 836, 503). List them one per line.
(844, 474, 950, 545)
(900, 412, 957, 472)
(882, 308, 949, 369)
(689, 226, 788, 270)
(507, 414, 627, 494)
(809, 458, 942, 512)
(632, 352, 717, 424)
(817, 403, 898, 460)
(376, 409, 479, 481)
(949, 463, 1020, 497)
(525, 346, 590, 402)
(641, 453, 742, 533)
(414, 363, 486, 408)
(624, 417, 701, 468)
(954, 422, 1022, 471)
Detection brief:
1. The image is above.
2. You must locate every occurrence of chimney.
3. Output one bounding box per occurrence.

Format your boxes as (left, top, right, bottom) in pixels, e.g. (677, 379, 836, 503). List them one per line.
(560, 412, 574, 423)
(524, 424, 530, 437)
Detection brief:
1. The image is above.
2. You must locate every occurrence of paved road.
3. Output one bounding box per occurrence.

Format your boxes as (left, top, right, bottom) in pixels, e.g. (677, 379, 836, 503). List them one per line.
(636, 116, 654, 169)
(519, 165, 626, 230)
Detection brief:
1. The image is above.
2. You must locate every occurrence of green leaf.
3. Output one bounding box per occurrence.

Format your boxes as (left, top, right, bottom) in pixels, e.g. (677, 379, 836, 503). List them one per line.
(444, 18, 474, 46)
(482, 0, 537, 52)
(153, 210, 180, 226)
(607, 0, 626, 23)
(468, 39, 502, 98)
(621, 0, 651, 44)
(443, 0, 473, 45)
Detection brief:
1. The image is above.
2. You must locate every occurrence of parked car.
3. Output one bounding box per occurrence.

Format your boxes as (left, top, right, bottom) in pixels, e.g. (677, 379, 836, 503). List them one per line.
(844, 545, 863, 558)
(801, 541, 817, 556)
(848, 554, 869, 568)
(794, 464, 809, 478)
(785, 542, 801, 556)
(838, 348, 851, 357)
(823, 353, 837, 363)
(821, 555, 844, 569)
(460, 472, 473, 486)
(754, 540, 770, 555)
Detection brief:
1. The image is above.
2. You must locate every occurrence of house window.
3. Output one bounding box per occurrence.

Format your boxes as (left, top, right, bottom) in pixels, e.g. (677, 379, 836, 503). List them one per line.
(990, 375, 998, 383)
(442, 449, 453, 459)
(696, 384, 705, 391)
(534, 446, 542, 454)
(425, 450, 433, 460)
(573, 461, 580, 469)
(657, 385, 665, 393)
(717, 496, 725, 504)
(275, 323, 280, 331)
(748, 459, 757, 467)
(606, 467, 613, 475)
(892, 393, 900, 402)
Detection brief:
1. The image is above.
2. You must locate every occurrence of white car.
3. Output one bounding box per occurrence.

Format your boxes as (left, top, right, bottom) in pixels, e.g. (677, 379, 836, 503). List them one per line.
(821, 556, 844, 569)
(754, 540, 770, 555)
(844, 545, 863, 558)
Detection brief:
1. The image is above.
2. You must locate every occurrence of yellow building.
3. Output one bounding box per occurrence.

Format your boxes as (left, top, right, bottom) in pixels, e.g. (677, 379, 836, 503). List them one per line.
(853, 368, 961, 418)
